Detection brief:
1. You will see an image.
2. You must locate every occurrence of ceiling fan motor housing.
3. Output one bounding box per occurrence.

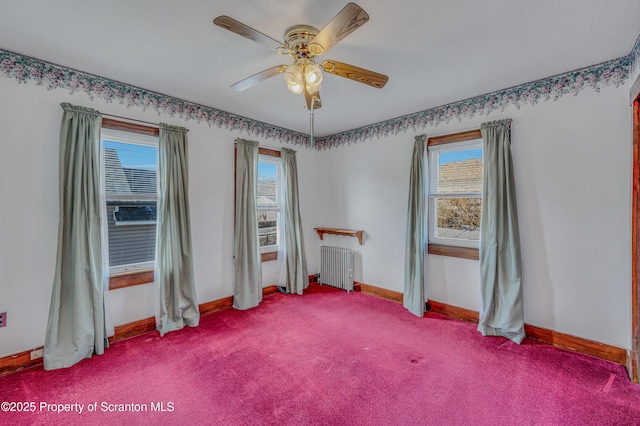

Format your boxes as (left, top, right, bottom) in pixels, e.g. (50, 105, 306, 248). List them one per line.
(283, 25, 322, 58)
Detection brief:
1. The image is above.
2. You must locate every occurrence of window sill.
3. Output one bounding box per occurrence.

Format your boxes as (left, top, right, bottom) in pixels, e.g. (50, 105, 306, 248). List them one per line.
(109, 269, 155, 290)
(261, 251, 278, 262)
(428, 244, 479, 260)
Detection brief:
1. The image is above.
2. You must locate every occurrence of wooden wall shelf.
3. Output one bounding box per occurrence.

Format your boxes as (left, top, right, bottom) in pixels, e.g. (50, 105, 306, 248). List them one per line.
(315, 227, 364, 245)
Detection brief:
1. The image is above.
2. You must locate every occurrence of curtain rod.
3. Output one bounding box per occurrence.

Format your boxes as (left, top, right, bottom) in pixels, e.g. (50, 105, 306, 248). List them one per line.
(234, 139, 282, 151)
(102, 113, 159, 128)
(428, 126, 481, 140)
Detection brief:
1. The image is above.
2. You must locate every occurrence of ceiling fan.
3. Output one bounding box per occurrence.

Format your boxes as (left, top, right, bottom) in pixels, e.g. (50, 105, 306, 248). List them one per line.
(213, 3, 389, 111)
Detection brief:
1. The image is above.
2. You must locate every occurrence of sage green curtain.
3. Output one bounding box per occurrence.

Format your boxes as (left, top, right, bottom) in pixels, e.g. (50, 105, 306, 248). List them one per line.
(44, 103, 107, 370)
(234, 139, 262, 309)
(281, 148, 308, 295)
(156, 123, 199, 336)
(478, 119, 525, 344)
(403, 134, 427, 317)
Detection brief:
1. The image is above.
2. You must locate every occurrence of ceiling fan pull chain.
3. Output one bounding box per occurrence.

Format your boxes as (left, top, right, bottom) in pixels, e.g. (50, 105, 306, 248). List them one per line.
(309, 99, 314, 173)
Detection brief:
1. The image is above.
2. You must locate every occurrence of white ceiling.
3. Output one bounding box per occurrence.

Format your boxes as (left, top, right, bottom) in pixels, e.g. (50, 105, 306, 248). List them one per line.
(1, 0, 639, 137)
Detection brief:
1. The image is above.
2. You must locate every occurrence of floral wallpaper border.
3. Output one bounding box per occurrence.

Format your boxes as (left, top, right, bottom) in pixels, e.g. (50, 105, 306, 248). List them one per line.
(0, 41, 638, 150)
(315, 55, 632, 149)
(0, 49, 310, 146)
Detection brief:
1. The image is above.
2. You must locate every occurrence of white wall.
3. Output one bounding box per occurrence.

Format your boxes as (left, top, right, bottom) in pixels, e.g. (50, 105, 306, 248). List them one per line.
(0, 77, 319, 357)
(0, 69, 634, 358)
(315, 84, 632, 349)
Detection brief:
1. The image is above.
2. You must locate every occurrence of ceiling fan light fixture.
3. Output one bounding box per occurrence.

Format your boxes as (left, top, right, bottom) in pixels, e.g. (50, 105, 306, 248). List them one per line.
(283, 63, 303, 87)
(305, 62, 323, 88)
(288, 81, 304, 95)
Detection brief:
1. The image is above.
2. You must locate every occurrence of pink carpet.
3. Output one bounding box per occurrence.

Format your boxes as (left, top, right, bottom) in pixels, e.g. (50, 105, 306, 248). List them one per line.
(3, 284, 640, 425)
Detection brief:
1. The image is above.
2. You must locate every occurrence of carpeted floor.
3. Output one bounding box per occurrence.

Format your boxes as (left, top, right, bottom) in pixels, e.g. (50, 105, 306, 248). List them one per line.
(3, 284, 640, 425)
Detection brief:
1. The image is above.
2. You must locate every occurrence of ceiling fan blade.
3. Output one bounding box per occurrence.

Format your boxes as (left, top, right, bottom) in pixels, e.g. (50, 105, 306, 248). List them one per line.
(321, 60, 388, 88)
(213, 16, 288, 53)
(231, 65, 288, 92)
(309, 3, 369, 55)
(304, 88, 322, 110)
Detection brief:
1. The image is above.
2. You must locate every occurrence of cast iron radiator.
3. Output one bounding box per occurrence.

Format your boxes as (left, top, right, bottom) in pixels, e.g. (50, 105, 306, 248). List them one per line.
(319, 246, 354, 292)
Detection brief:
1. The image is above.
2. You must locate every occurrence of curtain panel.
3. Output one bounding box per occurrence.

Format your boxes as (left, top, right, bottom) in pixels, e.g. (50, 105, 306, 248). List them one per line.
(234, 139, 263, 309)
(156, 123, 199, 336)
(403, 134, 427, 317)
(44, 103, 107, 370)
(478, 119, 525, 344)
(281, 148, 308, 295)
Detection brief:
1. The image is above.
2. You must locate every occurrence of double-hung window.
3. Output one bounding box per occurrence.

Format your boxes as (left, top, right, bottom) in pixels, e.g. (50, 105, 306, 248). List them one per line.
(101, 125, 159, 281)
(257, 152, 282, 258)
(428, 135, 483, 251)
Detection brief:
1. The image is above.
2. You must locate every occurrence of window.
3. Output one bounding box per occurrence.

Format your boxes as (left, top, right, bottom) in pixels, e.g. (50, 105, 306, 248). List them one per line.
(101, 123, 159, 283)
(427, 131, 483, 258)
(257, 152, 282, 258)
(234, 147, 283, 262)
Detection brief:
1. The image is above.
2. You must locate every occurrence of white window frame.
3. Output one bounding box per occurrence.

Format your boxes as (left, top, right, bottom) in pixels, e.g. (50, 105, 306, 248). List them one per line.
(428, 138, 483, 249)
(100, 128, 159, 275)
(257, 154, 283, 253)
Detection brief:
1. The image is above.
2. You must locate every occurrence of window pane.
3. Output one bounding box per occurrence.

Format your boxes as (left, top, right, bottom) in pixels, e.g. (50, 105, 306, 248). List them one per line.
(432, 148, 482, 195)
(104, 141, 157, 196)
(257, 161, 277, 207)
(258, 211, 278, 247)
(257, 159, 279, 248)
(107, 202, 156, 267)
(435, 197, 481, 241)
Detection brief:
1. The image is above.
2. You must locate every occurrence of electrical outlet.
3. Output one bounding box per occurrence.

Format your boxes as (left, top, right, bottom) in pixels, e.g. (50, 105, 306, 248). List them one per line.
(0, 312, 6, 327)
(30, 348, 44, 360)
